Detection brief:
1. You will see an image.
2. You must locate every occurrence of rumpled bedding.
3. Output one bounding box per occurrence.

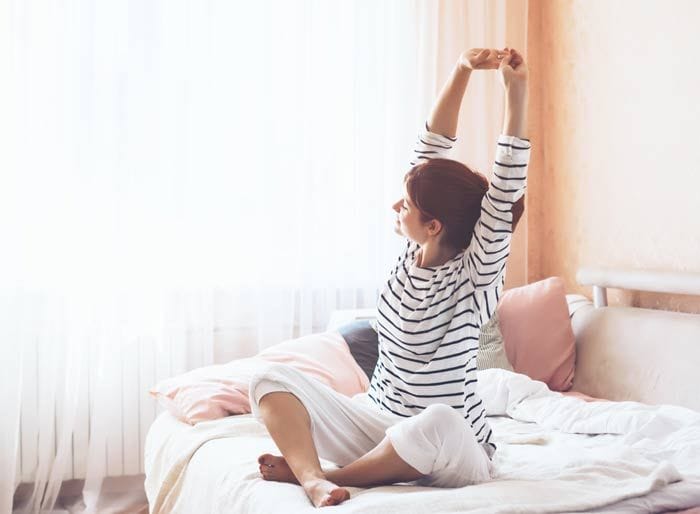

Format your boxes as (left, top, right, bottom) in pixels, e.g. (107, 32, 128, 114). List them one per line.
(144, 368, 700, 514)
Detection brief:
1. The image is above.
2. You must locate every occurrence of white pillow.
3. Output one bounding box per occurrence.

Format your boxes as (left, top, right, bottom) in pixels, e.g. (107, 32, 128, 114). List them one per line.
(477, 312, 513, 372)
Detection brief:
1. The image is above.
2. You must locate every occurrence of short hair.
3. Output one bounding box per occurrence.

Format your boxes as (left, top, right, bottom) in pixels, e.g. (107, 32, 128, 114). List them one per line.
(405, 158, 524, 250)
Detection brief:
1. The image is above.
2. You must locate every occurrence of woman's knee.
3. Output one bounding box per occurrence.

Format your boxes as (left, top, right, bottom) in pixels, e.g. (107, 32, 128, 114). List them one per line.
(250, 363, 295, 400)
(410, 404, 466, 448)
(384, 404, 464, 477)
(250, 362, 293, 386)
(249, 363, 302, 419)
(256, 390, 313, 430)
(257, 390, 291, 411)
(421, 403, 463, 430)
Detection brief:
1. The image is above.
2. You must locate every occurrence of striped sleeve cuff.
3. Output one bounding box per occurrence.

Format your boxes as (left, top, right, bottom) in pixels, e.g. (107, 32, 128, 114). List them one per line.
(494, 135, 530, 176)
(496, 134, 531, 152)
(410, 123, 456, 166)
(421, 125, 457, 147)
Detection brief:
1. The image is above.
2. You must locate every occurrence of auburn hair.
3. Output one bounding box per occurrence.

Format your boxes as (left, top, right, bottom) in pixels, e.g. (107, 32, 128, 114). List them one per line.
(404, 158, 524, 251)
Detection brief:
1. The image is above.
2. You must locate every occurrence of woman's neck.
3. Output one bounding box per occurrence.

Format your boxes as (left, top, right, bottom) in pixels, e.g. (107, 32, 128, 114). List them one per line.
(416, 242, 459, 268)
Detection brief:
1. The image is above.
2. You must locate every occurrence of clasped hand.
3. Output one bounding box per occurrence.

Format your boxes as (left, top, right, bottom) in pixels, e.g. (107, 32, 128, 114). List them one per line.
(459, 47, 528, 92)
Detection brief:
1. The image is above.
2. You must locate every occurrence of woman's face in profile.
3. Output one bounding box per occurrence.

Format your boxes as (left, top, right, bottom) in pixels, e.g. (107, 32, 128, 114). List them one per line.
(391, 184, 425, 241)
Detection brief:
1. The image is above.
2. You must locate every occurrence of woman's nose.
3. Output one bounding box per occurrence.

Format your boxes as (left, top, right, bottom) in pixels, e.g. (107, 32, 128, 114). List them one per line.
(392, 200, 401, 212)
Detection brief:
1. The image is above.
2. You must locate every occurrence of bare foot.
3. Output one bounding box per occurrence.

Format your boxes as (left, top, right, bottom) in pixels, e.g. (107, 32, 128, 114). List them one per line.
(258, 453, 298, 484)
(302, 478, 350, 507)
(257, 454, 350, 507)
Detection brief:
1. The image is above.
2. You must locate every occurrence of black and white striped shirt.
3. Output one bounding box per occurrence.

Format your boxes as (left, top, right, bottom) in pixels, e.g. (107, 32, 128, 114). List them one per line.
(368, 125, 531, 455)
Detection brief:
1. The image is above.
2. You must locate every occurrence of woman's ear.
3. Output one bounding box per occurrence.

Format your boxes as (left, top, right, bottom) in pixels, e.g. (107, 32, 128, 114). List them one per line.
(427, 219, 443, 237)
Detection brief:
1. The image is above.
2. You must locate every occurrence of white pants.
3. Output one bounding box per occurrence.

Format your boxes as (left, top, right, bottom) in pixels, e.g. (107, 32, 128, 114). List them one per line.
(249, 363, 493, 488)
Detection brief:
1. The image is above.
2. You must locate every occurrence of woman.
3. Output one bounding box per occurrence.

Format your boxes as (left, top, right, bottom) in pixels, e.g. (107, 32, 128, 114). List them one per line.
(250, 47, 530, 508)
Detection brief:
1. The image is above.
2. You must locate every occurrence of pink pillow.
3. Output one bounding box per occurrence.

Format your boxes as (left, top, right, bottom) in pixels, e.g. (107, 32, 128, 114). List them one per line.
(496, 277, 576, 391)
(150, 331, 369, 424)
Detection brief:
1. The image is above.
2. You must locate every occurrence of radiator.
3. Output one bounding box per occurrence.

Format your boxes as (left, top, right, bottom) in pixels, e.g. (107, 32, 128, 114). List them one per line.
(17, 334, 175, 482)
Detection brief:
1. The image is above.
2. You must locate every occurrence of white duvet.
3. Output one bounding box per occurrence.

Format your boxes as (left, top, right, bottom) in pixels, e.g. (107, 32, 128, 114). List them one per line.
(144, 369, 700, 514)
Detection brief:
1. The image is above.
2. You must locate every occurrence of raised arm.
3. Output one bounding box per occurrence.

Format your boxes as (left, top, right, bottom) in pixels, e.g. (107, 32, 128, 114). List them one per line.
(427, 49, 507, 138)
(499, 49, 528, 139)
(465, 48, 530, 292)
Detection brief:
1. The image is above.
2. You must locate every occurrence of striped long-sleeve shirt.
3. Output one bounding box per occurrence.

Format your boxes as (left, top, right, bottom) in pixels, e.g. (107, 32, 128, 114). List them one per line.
(368, 125, 531, 456)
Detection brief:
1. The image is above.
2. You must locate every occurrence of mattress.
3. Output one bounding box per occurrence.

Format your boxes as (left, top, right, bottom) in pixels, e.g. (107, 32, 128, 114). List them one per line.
(144, 369, 700, 514)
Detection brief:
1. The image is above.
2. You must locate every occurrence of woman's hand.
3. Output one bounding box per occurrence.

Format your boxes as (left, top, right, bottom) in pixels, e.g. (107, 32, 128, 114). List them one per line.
(498, 47, 528, 92)
(459, 48, 507, 71)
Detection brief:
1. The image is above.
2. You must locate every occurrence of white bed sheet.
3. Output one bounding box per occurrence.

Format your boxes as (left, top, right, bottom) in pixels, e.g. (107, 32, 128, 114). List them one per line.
(144, 369, 700, 514)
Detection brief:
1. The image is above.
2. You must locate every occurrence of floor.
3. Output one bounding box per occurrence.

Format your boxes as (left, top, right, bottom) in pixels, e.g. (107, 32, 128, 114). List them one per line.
(13, 475, 149, 514)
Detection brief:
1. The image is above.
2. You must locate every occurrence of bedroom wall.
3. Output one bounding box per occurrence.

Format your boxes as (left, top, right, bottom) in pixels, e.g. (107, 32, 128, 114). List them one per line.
(526, 0, 700, 313)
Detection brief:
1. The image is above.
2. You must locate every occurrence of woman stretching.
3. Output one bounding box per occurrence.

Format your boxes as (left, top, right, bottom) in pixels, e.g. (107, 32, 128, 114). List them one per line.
(250, 47, 530, 508)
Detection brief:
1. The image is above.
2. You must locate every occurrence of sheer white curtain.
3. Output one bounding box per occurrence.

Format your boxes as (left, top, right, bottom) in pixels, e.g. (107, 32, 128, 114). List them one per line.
(0, 0, 527, 512)
(1, 1, 429, 512)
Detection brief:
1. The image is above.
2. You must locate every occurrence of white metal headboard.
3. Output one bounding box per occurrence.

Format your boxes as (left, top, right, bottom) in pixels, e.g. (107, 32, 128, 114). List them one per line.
(577, 267, 700, 307)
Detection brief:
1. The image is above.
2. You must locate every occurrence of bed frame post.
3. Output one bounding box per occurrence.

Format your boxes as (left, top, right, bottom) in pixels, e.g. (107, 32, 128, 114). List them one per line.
(592, 285, 608, 308)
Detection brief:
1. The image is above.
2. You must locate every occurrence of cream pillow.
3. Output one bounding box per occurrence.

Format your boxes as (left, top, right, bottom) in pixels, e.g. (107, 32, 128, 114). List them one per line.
(476, 312, 513, 372)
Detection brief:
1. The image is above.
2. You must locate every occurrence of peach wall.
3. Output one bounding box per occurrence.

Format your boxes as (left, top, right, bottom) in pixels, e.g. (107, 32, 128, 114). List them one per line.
(527, 0, 700, 312)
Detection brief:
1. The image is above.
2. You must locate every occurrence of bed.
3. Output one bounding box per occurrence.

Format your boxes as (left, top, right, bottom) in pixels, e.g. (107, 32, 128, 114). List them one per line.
(143, 268, 700, 513)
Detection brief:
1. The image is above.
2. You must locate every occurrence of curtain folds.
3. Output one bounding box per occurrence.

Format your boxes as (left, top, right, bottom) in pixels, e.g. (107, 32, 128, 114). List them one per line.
(0, 1, 527, 512)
